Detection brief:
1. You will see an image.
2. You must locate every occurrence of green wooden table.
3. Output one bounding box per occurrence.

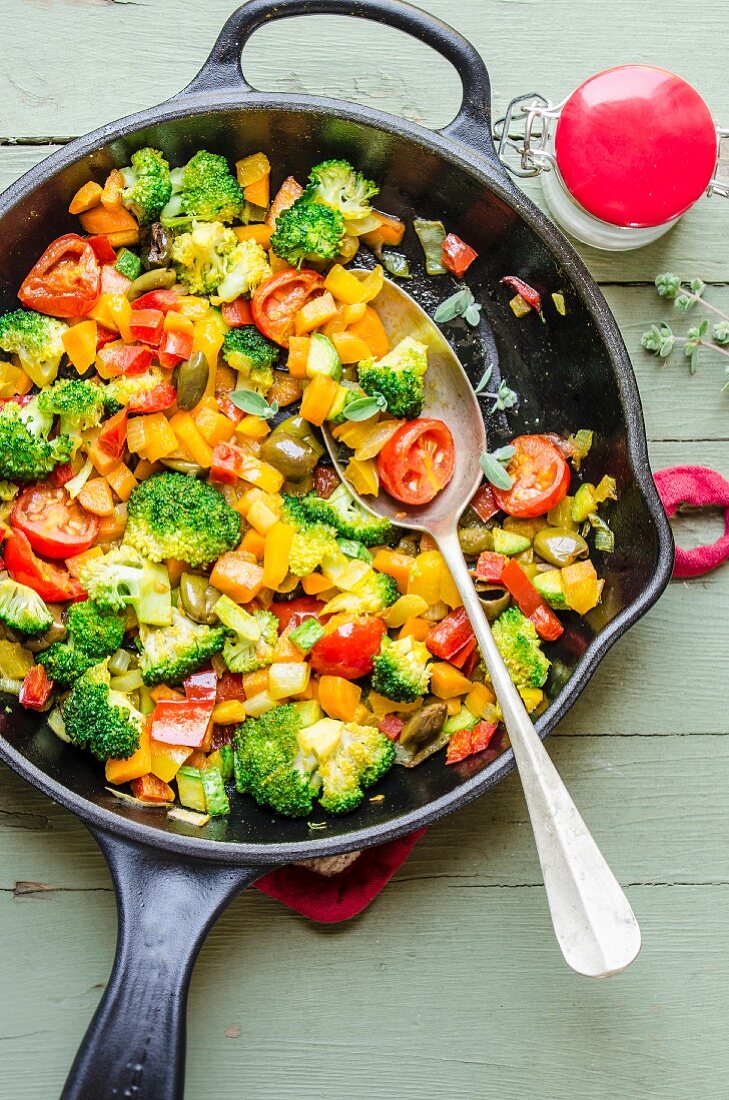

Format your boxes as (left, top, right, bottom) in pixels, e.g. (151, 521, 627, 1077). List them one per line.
(1, 1, 728, 1096)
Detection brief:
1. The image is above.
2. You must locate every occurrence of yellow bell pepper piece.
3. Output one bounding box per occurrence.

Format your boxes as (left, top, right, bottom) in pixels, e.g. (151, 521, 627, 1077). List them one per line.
(62, 320, 98, 374)
(127, 413, 178, 464)
(383, 594, 429, 628)
(169, 411, 214, 468)
(345, 457, 378, 496)
(519, 687, 544, 713)
(247, 498, 281, 535)
(235, 414, 271, 440)
(299, 374, 340, 426)
(0, 361, 32, 398)
(211, 700, 248, 726)
(0, 641, 34, 679)
(106, 295, 133, 343)
(150, 741, 193, 784)
(439, 561, 463, 609)
(367, 692, 422, 718)
(465, 682, 496, 718)
(234, 452, 284, 493)
(408, 550, 443, 605)
(194, 396, 236, 446)
(262, 521, 295, 589)
(177, 296, 210, 322)
(561, 560, 601, 614)
(236, 152, 271, 188)
(324, 264, 384, 305)
(192, 311, 228, 407)
(330, 331, 373, 364)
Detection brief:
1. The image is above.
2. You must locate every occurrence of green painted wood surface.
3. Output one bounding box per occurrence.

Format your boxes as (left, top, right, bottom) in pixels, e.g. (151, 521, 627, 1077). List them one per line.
(1, 1, 727, 1097)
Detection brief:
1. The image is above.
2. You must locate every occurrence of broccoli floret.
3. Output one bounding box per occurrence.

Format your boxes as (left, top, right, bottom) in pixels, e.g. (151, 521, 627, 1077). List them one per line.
(161, 150, 243, 226)
(319, 566, 399, 615)
(37, 378, 106, 437)
(121, 148, 172, 226)
(170, 220, 238, 295)
(491, 606, 550, 689)
(0, 309, 68, 388)
(298, 483, 396, 547)
(222, 326, 279, 395)
(298, 717, 395, 814)
(38, 600, 127, 687)
(279, 494, 340, 576)
(215, 239, 271, 303)
(0, 579, 52, 636)
(62, 660, 143, 761)
(78, 546, 172, 626)
(234, 704, 318, 817)
(213, 596, 278, 674)
(305, 159, 379, 222)
(371, 634, 431, 702)
(0, 397, 73, 484)
(137, 606, 226, 686)
(270, 196, 345, 268)
(357, 336, 429, 420)
(124, 472, 241, 568)
(105, 368, 174, 411)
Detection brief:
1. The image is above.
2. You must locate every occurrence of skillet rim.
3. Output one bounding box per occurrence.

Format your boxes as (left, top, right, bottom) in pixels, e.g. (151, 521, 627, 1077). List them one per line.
(0, 90, 674, 864)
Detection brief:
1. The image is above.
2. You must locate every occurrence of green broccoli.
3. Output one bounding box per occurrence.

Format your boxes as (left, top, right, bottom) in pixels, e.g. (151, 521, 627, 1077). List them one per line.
(0, 309, 68, 388)
(215, 239, 271, 303)
(298, 483, 396, 547)
(371, 634, 431, 702)
(78, 546, 172, 626)
(0, 397, 73, 484)
(124, 472, 241, 568)
(280, 494, 340, 576)
(0, 579, 52, 637)
(222, 326, 279, 395)
(270, 197, 346, 268)
(213, 596, 278, 674)
(305, 159, 379, 222)
(121, 148, 172, 226)
(357, 336, 429, 420)
(38, 600, 127, 687)
(104, 368, 174, 411)
(491, 606, 550, 689)
(319, 566, 399, 615)
(161, 150, 243, 226)
(37, 379, 106, 438)
(136, 607, 226, 686)
(62, 660, 143, 761)
(170, 220, 238, 295)
(298, 716, 395, 814)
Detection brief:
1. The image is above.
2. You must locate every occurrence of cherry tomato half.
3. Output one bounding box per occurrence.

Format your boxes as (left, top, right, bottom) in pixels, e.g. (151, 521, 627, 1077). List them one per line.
(492, 434, 571, 518)
(18, 233, 101, 318)
(4, 529, 86, 602)
(309, 616, 387, 679)
(12, 485, 100, 559)
(378, 418, 455, 506)
(252, 269, 325, 346)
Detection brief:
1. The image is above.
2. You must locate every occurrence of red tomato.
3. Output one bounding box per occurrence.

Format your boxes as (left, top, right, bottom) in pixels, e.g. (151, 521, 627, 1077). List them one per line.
(158, 328, 193, 369)
(97, 407, 128, 460)
(129, 308, 164, 347)
(19, 665, 53, 712)
(378, 418, 455, 506)
(100, 264, 132, 296)
(127, 382, 177, 414)
(310, 617, 387, 679)
(441, 233, 478, 278)
(222, 297, 253, 327)
(18, 233, 101, 318)
(12, 485, 100, 559)
(85, 235, 117, 265)
(492, 435, 571, 518)
(313, 465, 340, 500)
(252, 269, 325, 346)
(270, 597, 324, 633)
(97, 343, 154, 377)
(130, 289, 181, 313)
(4, 529, 86, 602)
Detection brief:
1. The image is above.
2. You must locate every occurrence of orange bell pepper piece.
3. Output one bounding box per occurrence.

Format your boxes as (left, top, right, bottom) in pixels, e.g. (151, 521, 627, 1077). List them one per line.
(105, 721, 152, 785)
(241, 668, 270, 698)
(262, 522, 295, 590)
(318, 676, 362, 722)
(360, 210, 406, 249)
(106, 462, 138, 502)
(330, 331, 373, 364)
(294, 291, 338, 335)
(210, 553, 264, 603)
(101, 169, 124, 210)
(398, 616, 432, 642)
(86, 428, 124, 476)
(169, 411, 214, 468)
(266, 176, 303, 226)
(234, 224, 273, 248)
(79, 204, 138, 235)
(301, 572, 333, 596)
(78, 477, 115, 517)
(241, 527, 266, 559)
(69, 181, 103, 215)
(130, 773, 175, 803)
(286, 335, 310, 378)
(97, 504, 129, 543)
(194, 397, 236, 446)
(347, 306, 390, 360)
(372, 549, 414, 593)
(62, 320, 97, 374)
(299, 374, 340, 426)
(429, 663, 473, 700)
(465, 682, 496, 718)
(268, 371, 302, 407)
(244, 174, 270, 208)
(65, 546, 103, 578)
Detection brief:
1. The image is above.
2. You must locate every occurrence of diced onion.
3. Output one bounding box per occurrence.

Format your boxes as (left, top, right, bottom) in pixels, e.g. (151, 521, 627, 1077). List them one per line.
(47, 707, 70, 742)
(0, 677, 23, 696)
(65, 458, 94, 500)
(243, 690, 275, 717)
(110, 670, 144, 693)
(107, 649, 131, 675)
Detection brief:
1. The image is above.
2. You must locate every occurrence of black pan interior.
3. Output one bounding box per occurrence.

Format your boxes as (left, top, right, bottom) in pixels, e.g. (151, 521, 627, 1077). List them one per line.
(0, 104, 667, 853)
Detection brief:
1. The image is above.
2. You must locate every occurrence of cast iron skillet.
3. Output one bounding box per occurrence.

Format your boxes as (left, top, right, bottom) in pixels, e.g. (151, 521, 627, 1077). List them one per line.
(0, 1, 673, 1096)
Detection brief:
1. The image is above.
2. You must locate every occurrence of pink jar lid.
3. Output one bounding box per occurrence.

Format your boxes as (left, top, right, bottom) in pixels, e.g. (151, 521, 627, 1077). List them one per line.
(554, 64, 717, 228)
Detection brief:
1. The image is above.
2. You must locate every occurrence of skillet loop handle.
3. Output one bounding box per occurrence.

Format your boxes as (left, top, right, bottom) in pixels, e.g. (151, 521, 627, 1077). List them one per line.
(60, 828, 263, 1100)
(180, 0, 500, 167)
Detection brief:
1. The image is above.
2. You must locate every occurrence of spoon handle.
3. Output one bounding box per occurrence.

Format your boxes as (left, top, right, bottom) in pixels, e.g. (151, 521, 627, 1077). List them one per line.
(436, 528, 641, 978)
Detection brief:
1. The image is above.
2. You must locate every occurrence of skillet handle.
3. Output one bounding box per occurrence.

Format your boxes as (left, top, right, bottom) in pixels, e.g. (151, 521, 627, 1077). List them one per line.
(60, 827, 264, 1100)
(180, 0, 501, 167)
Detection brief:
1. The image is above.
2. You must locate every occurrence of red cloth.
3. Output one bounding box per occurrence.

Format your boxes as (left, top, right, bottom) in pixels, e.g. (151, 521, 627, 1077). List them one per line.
(654, 466, 729, 577)
(253, 466, 728, 924)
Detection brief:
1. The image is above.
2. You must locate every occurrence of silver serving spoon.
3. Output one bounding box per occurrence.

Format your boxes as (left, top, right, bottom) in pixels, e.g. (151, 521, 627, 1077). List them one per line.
(322, 272, 641, 978)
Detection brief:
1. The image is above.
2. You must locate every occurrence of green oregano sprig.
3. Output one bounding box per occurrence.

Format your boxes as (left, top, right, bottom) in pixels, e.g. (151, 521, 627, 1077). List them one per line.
(642, 272, 729, 387)
(473, 365, 519, 413)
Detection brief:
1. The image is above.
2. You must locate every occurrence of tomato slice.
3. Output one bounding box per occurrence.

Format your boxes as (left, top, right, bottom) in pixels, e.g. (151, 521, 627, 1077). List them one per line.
(378, 418, 455, 506)
(309, 616, 386, 679)
(12, 485, 100, 559)
(492, 435, 571, 518)
(252, 269, 325, 346)
(4, 529, 86, 602)
(18, 233, 101, 318)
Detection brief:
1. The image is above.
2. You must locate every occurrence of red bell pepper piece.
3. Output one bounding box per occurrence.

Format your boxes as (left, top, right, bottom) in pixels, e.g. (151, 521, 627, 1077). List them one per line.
(158, 327, 193, 369)
(96, 323, 118, 350)
(0, 394, 33, 410)
(470, 484, 500, 522)
(184, 668, 217, 702)
(49, 462, 76, 487)
(379, 714, 405, 741)
(127, 382, 177, 415)
(97, 343, 154, 377)
(5, 529, 86, 603)
(150, 699, 215, 748)
(211, 724, 237, 749)
(129, 308, 164, 347)
(217, 395, 244, 424)
(474, 551, 508, 583)
(500, 558, 564, 642)
(100, 264, 132, 296)
(130, 774, 174, 803)
(97, 406, 128, 460)
(446, 720, 498, 764)
(130, 289, 180, 313)
(85, 235, 117, 265)
(221, 297, 253, 327)
(19, 665, 53, 712)
(441, 233, 478, 278)
(270, 597, 324, 633)
(448, 635, 478, 669)
(216, 671, 246, 702)
(426, 606, 475, 660)
(210, 442, 246, 485)
(500, 275, 542, 315)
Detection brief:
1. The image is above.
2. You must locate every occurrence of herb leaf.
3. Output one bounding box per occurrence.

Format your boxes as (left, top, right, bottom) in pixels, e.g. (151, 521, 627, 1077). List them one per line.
(434, 287, 480, 325)
(479, 447, 515, 490)
(474, 365, 493, 394)
(229, 390, 279, 419)
(342, 393, 387, 421)
(492, 380, 519, 413)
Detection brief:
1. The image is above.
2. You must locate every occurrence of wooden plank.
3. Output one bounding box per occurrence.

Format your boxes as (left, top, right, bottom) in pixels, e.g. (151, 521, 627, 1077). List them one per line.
(0, 880, 728, 1099)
